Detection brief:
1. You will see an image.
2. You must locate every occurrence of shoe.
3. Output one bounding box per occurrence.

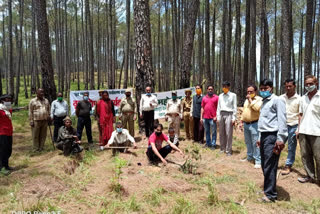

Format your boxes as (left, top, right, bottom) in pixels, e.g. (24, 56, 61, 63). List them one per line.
(209, 146, 216, 151)
(240, 157, 248, 162)
(298, 176, 313, 183)
(0, 168, 10, 176)
(226, 153, 232, 157)
(5, 166, 14, 171)
(254, 164, 261, 169)
(219, 150, 225, 154)
(258, 195, 275, 203)
(281, 166, 292, 175)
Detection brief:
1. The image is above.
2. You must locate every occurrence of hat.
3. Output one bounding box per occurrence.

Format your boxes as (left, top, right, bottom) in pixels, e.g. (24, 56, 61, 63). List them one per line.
(0, 94, 11, 101)
(98, 90, 104, 93)
(172, 90, 177, 94)
(125, 88, 132, 93)
(63, 116, 72, 122)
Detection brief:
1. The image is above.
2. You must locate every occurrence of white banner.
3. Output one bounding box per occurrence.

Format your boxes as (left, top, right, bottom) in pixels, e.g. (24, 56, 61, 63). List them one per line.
(70, 89, 128, 116)
(69, 87, 195, 118)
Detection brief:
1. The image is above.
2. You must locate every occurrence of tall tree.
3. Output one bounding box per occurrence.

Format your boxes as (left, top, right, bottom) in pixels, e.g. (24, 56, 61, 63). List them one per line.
(243, 0, 250, 97)
(35, 0, 57, 103)
(8, 0, 14, 97)
(281, 0, 292, 92)
(249, 0, 256, 83)
(204, 0, 211, 85)
(179, 0, 200, 88)
(304, 0, 314, 76)
(134, 0, 154, 113)
(85, 0, 95, 89)
(123, 0, 130, 88)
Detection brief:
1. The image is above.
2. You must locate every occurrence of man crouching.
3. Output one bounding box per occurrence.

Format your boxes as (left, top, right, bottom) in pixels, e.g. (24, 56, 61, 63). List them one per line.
(104, 122, 137, 155)
(56, 116, 83, 156)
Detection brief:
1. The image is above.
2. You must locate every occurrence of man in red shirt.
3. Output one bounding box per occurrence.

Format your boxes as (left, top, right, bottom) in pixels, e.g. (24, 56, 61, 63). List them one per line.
(200, 85, 219, 149)
(0, 94, 13, 175)
(146, 124, 184, 165)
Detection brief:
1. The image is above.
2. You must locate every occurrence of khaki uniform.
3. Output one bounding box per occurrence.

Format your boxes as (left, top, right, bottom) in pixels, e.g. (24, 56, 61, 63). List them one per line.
(182, 97, 194, 139)
(119, 97, 137, 137)
(29, 97, 50, 151)
(166, 99, 182, 136)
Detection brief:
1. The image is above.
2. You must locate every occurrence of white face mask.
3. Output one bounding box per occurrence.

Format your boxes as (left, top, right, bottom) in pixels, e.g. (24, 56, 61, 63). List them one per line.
(305, 85, 316, 93)
(3, 102, 12, 110)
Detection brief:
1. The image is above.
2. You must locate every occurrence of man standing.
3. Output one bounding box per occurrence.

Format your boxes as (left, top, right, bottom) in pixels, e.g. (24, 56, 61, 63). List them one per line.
(119, 88, 137, 137)
(217, 81, 237, 155)
(29, 88, 51, 152)
(0, 95, 13, 175)
(181, 89, 194, 140)
(280, 79, 300, 175)
(191, 84, 204, 143)
(297, 75, 320, 184)
(200, 85, 219, 149)
(165, 91, 182, 137)
(139, 86, 158, 138)
(76, 92, 93, 146)
(240, 85, 262, 168)
(50, 92, 68, 142)
(105, 122, 137, 155)
(257, 79, 288, 202)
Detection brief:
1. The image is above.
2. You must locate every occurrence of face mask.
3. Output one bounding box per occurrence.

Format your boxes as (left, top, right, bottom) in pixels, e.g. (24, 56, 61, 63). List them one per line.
(3, 102, 12, 110)
(305, 85, 316, 93)
(250, 93, 255, 99)
(260, 90, 271, 99)
(83, 96, 89, 101)
(155, 131, 162, 137)
(196, 89, 202, 95)
(146, 93, 151, 96)
(208, 92, 213, 96)
(172, 96, 177, 100)
(57, 97, 63, 102)
(223, 88, 229, 94)
(116, 128, 122, 133)
(126, 94, 131, 97)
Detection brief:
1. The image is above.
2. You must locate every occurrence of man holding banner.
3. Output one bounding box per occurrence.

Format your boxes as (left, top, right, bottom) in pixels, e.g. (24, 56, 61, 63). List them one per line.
(165, 91, 182, 137)
(140, 86, 158, 138)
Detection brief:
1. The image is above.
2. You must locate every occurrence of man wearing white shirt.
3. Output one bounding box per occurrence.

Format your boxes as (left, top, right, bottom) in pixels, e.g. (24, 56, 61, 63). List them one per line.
(280, 79, 300, 175)
(105, 122, 137, 155)
(50, 92, 68, 142)
(139, 86, 158, 138)
(217, 81, 237, 156)
(297, 75, 320, 185)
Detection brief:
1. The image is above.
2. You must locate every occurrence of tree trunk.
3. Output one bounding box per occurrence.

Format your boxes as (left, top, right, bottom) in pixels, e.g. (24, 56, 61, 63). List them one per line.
(85, 0, 95, 90)
(243, 0, 250, 97)
(304, 0, 314, 76)
(249, 0, 256, 83)
(123, 0, 130, 89)
(179, 0, 200, 88)
(8, 0, 14, 97)
(35, 0, 57, 103)
(134, 0, 155, 116)
(205, 0, 211, 85)
(281, 0, 291, 92)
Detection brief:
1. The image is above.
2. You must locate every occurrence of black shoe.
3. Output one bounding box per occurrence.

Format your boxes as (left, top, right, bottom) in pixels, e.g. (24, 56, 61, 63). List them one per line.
(5, 166, 14, 171)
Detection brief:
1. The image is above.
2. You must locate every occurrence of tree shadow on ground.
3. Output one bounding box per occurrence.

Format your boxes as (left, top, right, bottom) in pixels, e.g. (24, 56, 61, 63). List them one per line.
(277, 185, 291, 201)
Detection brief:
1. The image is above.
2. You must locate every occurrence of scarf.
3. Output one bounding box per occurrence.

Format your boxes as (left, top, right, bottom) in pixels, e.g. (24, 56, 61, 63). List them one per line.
(0, 103, 12, 120)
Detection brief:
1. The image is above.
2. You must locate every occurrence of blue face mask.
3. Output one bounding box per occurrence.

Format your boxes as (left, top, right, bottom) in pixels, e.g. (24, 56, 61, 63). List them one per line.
(83, 96, 89, 101)
(146, 93, 151, 96)
(116, 128, 122, 133)
(260, 90, 271, 99)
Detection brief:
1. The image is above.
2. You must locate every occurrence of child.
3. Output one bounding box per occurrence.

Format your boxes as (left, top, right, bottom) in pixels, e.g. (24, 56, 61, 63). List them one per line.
(167, 127, 179, 147)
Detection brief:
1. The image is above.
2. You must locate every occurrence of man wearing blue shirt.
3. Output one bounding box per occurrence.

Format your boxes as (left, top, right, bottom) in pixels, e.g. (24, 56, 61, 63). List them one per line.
(257, 79, 288, 202)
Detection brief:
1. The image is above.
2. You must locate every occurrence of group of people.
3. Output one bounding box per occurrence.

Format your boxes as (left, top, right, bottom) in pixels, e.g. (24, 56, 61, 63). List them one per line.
(0, 76, 319, 205)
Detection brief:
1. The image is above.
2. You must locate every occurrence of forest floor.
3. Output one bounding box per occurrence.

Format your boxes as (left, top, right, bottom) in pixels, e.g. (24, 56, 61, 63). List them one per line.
(1, 110, 320, 214)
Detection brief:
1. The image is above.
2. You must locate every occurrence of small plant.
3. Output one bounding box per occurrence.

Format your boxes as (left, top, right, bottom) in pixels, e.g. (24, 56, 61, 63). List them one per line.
(171, 197, 197, 214)
(180, 145, 202, 174)
(207, 181, 219, 206)
(110, 157, 127, 194)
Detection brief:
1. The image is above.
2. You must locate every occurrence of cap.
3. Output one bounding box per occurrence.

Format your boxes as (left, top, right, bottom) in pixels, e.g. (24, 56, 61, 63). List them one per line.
(125, 88, 132, 93)
(63, 116, 72, 122)
(0, 94, 12, 101)
(172, 90, 177, 94)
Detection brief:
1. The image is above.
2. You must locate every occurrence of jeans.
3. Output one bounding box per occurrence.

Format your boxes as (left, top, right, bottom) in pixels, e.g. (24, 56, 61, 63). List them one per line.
(260, 132, 280, 201)
(285, 125, 298, 167)
(203, 118, 217, 147)
(244, 122, 261, 164)
(77, 116, 93, 143)
(146, 145, 172, 162)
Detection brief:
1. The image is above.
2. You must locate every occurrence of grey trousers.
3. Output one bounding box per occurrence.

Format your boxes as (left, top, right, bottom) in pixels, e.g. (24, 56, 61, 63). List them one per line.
(299, 134, 320, 181)
(219, 111, 233, 154)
